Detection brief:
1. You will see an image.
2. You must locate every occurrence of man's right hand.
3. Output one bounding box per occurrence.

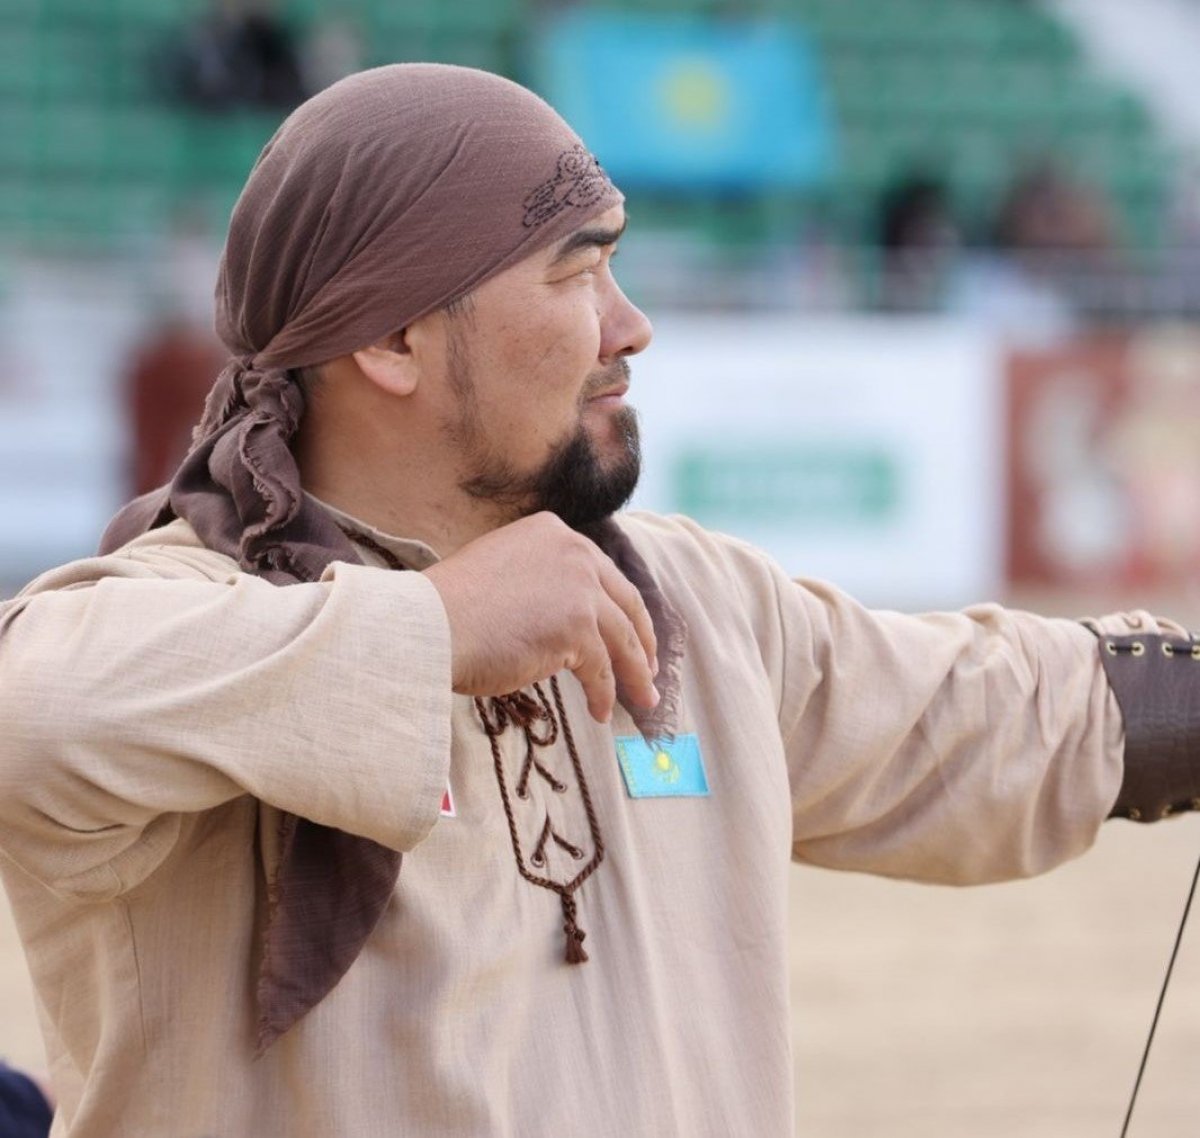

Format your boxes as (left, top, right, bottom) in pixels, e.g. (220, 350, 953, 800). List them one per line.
(422, 512, 659, 723)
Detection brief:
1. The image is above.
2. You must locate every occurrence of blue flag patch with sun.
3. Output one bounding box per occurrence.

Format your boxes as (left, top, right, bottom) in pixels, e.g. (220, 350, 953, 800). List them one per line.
(614, 733, 710, 798)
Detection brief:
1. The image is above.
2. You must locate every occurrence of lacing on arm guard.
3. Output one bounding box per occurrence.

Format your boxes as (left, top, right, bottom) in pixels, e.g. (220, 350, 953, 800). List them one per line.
(1096, 633, 1200, 822)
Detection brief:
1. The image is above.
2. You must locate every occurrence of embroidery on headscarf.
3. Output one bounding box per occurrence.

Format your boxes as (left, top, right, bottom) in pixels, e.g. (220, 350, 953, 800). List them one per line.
(522, 145, 614, 229)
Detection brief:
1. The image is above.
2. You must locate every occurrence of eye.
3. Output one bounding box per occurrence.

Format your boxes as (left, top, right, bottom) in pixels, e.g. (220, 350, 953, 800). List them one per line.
(552, 246, 617, 285)
(581, 247, 620, 278)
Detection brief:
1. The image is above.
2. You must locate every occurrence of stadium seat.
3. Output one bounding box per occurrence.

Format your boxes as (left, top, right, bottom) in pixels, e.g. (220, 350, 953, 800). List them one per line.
(0, 0, 1175, 259)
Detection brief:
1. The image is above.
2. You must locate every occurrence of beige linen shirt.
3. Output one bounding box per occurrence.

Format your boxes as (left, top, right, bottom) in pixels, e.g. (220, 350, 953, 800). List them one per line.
(0, 510, 1136, 1137)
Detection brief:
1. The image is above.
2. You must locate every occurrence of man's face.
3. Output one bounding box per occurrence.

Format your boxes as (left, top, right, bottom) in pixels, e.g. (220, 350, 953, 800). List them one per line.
(430, 204, 653, 531)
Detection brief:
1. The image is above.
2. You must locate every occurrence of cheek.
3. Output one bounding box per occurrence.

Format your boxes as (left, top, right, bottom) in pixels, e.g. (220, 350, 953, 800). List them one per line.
(497, 296, 601, 385)
(470, 295, 603, 454)
(543, 327, 602, 403)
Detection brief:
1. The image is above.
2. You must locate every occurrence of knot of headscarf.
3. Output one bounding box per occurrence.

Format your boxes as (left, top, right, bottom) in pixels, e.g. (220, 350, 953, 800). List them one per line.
(197, 353, 301, 437)
(201, 357, 302, 555)
(185, 355, 343, 583)
(94, 62, 643, 1054)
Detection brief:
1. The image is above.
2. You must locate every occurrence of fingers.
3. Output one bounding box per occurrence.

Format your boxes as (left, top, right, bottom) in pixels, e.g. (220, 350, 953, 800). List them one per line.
(423, 513, 663, 722)
(564, 553, 660, 723)
(569, 634, 619, 724)
(595, 595, 659, 714)
(569, 610, 658, 725)
(595, 554, 658, 677)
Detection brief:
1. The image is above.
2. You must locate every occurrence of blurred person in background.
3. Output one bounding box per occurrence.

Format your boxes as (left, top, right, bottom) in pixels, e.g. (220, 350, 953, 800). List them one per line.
(994, 157, 1115, 253)
(166, 0, 307, 112)
(0, 1062, 52, 1138)
(0, 64, 1198, 1138)
(299, 15, 364, 96)
(952, 156, 1116, 342)
(875, 168, 962, 312)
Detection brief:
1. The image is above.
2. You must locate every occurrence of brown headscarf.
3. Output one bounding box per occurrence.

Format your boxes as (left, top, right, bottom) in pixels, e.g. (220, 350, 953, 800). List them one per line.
(103, 62, 627, 585)
(99, 64, 683, 1051)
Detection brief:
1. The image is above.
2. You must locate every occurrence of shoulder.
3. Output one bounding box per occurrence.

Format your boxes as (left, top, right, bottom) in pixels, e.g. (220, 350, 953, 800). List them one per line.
(613, 510, 791, 614)
(613, 509, 744, 555)
(14, 519, 242, 600)
(615, 510, 782, 581)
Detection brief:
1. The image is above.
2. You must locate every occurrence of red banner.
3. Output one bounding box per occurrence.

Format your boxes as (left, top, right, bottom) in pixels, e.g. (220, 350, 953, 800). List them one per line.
(1008, 328, 1200, 589)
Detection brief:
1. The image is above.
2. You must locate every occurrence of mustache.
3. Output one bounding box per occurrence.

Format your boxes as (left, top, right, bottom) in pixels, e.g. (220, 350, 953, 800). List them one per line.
(581, 358, 631, 400)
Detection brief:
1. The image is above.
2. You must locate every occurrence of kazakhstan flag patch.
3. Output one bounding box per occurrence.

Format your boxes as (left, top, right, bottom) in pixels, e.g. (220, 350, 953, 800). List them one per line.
(614, 734, 709, 798)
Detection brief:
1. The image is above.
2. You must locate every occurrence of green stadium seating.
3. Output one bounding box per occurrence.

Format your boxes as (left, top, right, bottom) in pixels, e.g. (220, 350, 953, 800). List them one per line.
(112, 0, 208, 26)
(788, 0, 1168, 250)
(0, 104, 37, 177)
(108, 107, 191, 180)
(36, 104, 115, 175)
(0, 24, 41, 98)
(0, 0, 1175, 258)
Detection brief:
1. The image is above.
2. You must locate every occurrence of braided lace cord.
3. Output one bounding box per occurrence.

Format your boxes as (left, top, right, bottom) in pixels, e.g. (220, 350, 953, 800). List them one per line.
(476, 677, 605, 964)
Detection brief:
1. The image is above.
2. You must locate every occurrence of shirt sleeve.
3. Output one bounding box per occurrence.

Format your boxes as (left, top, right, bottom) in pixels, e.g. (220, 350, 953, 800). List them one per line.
(0, 559, 453, 897)
(775, 571, 1138, 886)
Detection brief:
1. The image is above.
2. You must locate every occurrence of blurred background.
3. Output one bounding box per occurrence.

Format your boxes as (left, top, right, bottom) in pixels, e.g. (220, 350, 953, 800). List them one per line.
(2, 0, 1200, 1134)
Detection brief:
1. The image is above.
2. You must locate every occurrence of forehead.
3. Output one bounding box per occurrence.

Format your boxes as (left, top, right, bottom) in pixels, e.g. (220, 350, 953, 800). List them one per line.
(567, 203, 627, 235)
(467, 204, 628, 301)
(544, 204, 628, 261)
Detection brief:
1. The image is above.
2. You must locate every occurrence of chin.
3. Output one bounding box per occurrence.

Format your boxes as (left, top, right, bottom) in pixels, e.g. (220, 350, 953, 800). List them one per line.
(532, 406, 641, 531)
(585, 401, 635, 448)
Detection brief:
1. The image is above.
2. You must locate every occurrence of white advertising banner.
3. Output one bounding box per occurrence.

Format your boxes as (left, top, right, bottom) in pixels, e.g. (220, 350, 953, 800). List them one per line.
(0, 260, 132, 586)
(627, 317, 1005, 610)
(0, 287, 1006, 610)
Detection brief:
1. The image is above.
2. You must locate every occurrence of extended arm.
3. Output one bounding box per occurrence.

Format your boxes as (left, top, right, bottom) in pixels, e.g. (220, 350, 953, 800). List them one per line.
(780, 581, 1129, 886)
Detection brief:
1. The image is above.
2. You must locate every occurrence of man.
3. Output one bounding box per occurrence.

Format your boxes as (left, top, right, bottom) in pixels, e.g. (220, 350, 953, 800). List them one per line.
(0, 64, 1195, 1137)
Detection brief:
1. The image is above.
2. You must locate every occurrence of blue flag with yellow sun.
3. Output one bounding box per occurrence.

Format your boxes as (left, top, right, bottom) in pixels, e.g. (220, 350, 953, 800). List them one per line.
(535, 11, 835, 191)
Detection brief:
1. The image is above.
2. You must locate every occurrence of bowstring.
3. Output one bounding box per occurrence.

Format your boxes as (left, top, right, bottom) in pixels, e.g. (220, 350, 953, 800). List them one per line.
(1118, 848, 1200, 1138)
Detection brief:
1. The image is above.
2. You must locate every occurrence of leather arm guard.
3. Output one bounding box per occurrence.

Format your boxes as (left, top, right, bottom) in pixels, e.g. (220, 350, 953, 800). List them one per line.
(1097, 633, 1200, 822)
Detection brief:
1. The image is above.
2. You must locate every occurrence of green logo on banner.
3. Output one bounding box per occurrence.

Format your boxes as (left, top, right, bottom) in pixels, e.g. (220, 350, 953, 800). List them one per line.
(674, 444, 900, 526)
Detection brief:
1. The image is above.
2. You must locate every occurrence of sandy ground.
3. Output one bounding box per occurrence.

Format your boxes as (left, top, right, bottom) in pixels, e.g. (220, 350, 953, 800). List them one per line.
(2, 588, 1199, 1135)
(790, 818, 1200, 1138)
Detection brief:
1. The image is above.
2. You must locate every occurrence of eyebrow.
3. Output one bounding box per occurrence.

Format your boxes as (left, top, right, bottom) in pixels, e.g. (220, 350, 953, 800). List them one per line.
(549, 219, 628, 267)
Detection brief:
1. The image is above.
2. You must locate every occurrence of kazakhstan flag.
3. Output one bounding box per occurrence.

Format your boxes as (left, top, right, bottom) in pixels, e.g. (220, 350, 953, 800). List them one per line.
(535, 11, 835, 191)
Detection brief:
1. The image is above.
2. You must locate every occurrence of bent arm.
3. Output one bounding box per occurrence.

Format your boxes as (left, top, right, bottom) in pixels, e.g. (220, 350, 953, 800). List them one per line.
(0, 561, 452, 893)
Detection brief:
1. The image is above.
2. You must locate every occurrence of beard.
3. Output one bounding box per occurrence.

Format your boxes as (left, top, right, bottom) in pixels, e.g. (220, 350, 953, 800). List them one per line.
(515, 402, 641, 531)
(449, 354, 642, 533)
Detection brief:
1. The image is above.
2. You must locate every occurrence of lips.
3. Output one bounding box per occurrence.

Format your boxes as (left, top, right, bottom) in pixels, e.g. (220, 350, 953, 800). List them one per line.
(587, 383, 629, 401)
(584, 358, 631, 402)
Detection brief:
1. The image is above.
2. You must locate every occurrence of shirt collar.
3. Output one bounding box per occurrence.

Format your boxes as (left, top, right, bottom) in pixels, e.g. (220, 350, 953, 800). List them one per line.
(304, 493, 441, 571)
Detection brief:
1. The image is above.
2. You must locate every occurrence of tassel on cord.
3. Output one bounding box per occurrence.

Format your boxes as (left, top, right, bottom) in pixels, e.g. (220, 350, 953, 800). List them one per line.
(561, 895, 589, 964)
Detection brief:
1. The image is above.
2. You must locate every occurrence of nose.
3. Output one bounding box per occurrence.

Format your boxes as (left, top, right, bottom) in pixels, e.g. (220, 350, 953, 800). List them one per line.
(599, 279, 653, 364)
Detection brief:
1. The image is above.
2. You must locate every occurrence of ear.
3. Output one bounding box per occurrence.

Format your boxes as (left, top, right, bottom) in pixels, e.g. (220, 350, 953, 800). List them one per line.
(350, 328, 419, 397)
